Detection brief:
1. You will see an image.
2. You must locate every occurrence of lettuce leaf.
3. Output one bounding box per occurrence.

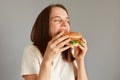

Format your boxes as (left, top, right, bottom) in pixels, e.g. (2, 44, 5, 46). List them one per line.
(69, 40, 83, 46)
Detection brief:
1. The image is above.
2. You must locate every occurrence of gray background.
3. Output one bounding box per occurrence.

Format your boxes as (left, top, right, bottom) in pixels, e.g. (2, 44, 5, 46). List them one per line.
(0, 0, 120, 80)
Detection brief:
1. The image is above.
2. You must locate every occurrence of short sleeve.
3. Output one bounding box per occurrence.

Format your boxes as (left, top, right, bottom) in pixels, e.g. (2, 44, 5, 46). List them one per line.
(21, 44, 42, 76)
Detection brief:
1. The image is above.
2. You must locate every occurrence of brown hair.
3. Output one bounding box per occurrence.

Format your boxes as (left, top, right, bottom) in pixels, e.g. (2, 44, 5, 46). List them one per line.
(31, 4, 75, 62)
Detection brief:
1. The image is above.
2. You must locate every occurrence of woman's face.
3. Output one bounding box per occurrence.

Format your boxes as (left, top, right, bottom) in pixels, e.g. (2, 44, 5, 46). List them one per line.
(49, 7, 70, 38)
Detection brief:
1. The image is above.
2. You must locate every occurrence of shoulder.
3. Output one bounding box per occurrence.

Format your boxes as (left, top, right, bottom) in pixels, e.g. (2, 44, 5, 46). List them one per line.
(24, 44, 38, 51)
(24, 44, 40, 54)
(23, 44, 42, 59)
(21, 44, 42, 76)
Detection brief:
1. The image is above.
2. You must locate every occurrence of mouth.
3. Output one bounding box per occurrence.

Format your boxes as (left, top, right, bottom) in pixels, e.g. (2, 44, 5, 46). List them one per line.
(58, 29, 69, 33)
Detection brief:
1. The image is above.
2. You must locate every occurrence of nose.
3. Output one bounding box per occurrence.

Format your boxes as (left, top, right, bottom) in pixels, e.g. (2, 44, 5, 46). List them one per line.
(61, 19, 69, 27)
(60, 19, 70, 32)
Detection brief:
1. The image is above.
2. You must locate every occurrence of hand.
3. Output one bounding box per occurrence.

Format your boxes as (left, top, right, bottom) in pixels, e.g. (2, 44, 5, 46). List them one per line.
(43, 31, 71, 64)
(73, 38, 88, 61)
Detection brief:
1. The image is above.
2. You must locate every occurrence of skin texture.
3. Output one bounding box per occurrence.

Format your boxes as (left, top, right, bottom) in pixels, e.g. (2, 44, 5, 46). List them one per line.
(49, 7, 70, 38)
(23, 7, 88, 80)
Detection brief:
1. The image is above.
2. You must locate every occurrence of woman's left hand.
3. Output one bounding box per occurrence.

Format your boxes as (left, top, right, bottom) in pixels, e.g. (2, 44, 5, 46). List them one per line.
(74, 38, 88, 61)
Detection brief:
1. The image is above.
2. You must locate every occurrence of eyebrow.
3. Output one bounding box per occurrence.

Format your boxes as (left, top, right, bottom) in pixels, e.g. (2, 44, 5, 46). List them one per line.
(50, 16, 69, 20)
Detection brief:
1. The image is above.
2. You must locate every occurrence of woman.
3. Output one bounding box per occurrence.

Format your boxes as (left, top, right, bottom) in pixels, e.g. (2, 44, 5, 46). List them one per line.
(21, 4, 88, 80)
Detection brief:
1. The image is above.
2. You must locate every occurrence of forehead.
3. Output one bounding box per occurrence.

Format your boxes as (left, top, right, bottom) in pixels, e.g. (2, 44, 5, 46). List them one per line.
(50, 7, 68, 18)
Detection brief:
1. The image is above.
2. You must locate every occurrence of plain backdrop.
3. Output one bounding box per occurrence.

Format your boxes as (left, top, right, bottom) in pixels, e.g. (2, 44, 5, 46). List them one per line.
(0, 0, 120, 80)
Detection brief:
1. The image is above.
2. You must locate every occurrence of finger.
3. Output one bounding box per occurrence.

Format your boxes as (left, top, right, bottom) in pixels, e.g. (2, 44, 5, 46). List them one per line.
(78, 43, 88, 51)
(81, 38, 87, 43)
(50, 31, 64, 43)
(56, 38, 71, 48)
(49, 34, 69, 49)
(74, 46, 79, 57)
(59, 45, 71, 52)
(49, 36, 69, 49)
(80, 38, 87, 48)
(53, 35, 69, 46)
(78, 43, 86, 49)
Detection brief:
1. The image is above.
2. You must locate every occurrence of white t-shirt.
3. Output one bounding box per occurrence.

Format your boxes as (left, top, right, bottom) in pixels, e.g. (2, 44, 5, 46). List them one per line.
(21, 44, 77, 80)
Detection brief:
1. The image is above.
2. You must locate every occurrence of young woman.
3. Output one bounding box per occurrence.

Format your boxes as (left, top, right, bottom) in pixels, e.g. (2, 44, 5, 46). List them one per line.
(21, 4, 88, 80)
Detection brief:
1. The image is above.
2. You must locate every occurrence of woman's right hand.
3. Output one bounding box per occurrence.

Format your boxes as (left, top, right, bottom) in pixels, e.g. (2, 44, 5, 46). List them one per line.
(43, 31, 71, 65)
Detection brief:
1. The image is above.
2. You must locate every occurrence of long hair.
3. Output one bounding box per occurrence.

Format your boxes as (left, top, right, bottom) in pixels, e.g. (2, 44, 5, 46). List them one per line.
(31, 4, 75, 62)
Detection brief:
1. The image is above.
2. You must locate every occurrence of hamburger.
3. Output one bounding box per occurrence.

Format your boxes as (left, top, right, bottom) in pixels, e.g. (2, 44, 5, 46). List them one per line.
(64, 31, 83, 46)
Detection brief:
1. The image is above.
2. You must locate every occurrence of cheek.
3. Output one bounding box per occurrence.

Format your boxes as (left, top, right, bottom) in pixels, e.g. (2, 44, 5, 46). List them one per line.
(49, 24, 59, 38)
(68, 23, 71, 31)
(68, 26, 70, 31)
